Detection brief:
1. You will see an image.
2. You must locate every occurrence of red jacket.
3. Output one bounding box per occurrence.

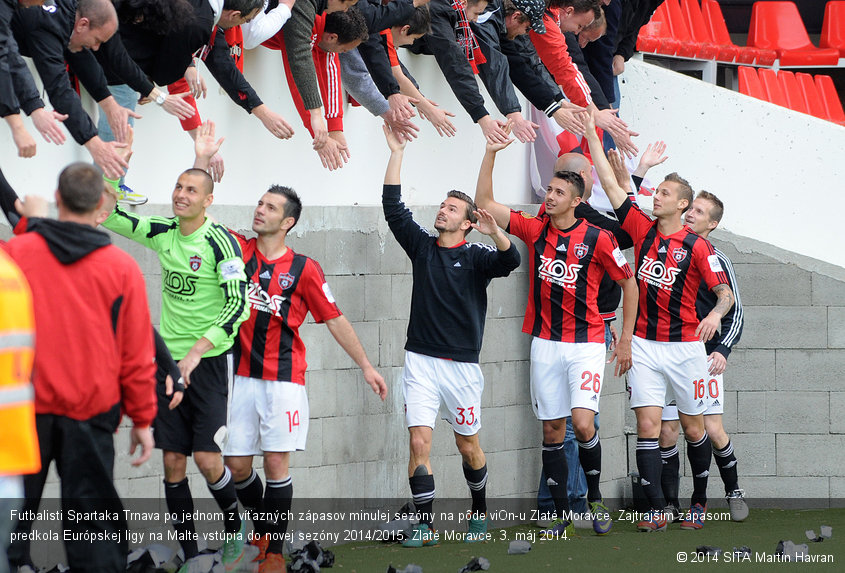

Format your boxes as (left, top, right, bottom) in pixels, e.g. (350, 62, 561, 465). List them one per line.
(3, 219, 156, 426)
(530, 9, 593, 107)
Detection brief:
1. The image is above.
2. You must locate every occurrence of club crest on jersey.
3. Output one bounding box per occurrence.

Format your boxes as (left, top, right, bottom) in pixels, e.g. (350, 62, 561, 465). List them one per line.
(189, 255, 202, 272)
(574, 243, 589, 259)
(279, 272, 295, 289)
(672, 248, 688, 262)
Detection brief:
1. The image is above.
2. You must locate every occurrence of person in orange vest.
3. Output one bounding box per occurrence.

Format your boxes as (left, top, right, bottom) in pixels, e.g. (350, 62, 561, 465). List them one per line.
(0, 248, 37, 573)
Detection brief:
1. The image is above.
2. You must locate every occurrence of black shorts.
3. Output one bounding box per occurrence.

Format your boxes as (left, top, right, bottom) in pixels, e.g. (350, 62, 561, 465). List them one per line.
(152, 353, 232, 455)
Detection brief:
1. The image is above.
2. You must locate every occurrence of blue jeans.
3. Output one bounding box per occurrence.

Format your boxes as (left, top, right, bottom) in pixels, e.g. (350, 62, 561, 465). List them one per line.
(538, 323, 612, 514)
(96, 84, 138, 185)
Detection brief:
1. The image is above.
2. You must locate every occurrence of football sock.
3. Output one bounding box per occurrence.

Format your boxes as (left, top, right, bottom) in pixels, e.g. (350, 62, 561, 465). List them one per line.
(409, 471, 436, 527)
(264, 476, 292, 555)
(164, 478, 198, 560)
(660, 445, 680, 508)
(636, 438, 666, 511)
(713, 440, 740, 494)
(687, 432, 713, 507)
(208, 466, 241, 535)
(541, 442, 570, 519)
(234, 469, 265, 536)
(577, 432, 602, 503)
(462, 462, 488, 515)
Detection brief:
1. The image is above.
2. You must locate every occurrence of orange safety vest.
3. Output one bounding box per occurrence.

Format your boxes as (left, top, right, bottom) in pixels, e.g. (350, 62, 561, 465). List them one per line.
(0, 249, 39, 476)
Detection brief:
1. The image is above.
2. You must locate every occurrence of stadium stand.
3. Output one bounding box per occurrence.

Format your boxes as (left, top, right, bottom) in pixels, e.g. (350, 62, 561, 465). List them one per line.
(816, 72, 845, 123)
(778, 70, 809, 113)
(758, 67, 789, 106)
(795, 71, 830, 118)
(821, 0, 845, 56)
(748, 1, 840, 66)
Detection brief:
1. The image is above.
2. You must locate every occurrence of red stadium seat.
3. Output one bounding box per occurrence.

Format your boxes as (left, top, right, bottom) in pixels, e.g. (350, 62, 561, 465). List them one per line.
(738, 66, 766, 100)
(795, 72, 829, 119)
(701, 0, 774, 65)
(821, 1, 845, 57)
(663, 0, 718, 59)
(681, 0, 736, 62)
(777, 71, 808, 113)
(651, 3, 682, 56)
(748, 1, 840, 66)
(815, 74, 845, 125)
(637, 20, 663, 53)
(758, 68, 788, 107)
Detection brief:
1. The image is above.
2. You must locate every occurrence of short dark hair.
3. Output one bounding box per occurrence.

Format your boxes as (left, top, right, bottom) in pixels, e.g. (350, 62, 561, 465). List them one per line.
(267, 185, 302, 229)
(325, 7, 369, 44)
(583, 6, 605, 31)
(223, 0, 263, 14)
(405, 6, 432, 36)
(114, 0, 195, 35)
(78, 0, 117, 28)
(58, 163, 106, 215)
(664, 172, 693, 211)
(467, 0, 488, 7)
(180, 168, 214, 195)
(446, 190, 477, 235)
(547, 0, 601, 18)
(551, 170, 586, 198)
(696, 190, 724, 224)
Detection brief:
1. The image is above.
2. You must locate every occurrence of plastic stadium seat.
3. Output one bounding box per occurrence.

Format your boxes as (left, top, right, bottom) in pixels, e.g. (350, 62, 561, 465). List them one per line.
(777, 71, 808, 113)
(815, 74, 845, 125)
(701, 0, 774, 64)
(758, 68, 788, 107)
(637, 20, 662, 53)
(738, 66, 766, 100)
(748, 1, 840, 66)
(795, 72, 829, 119)
(821, 1, 845, 57)
(663, 0, 718, 59)
(650, 3, 682, 56)
(681, 0, 737, 62)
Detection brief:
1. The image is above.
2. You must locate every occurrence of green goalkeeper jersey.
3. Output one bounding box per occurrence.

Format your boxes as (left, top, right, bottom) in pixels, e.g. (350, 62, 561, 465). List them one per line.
(103, 205, 249, 360)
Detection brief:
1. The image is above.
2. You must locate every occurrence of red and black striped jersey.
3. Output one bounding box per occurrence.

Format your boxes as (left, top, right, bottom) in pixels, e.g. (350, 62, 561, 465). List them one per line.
(508, 210, 633, 343)
(230, 233, 341, 384)
(615, 199, 728, 342)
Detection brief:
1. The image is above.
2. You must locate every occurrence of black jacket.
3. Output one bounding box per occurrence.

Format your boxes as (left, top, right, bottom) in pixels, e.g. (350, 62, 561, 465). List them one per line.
(106, 0, 262, 113)
(616, 0, 663, 61)
(11, 0, 97, 143)
(564, 31, 610, 110)
(383, 184, 520, 362)
(0, 0, 45, 117)
(408, 0, 489, 122)
(582, 0, 621, 105)
(355, 0, 415, 98)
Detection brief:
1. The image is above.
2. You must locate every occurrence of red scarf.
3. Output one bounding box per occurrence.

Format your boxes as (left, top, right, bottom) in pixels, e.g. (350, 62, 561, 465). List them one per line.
(450, 0, 486, 74)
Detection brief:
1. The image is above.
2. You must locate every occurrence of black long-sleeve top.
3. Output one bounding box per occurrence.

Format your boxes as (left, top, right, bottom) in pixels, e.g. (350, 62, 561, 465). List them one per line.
(383, 184, 520, 362)
(355, 0, 415, 98)
(407, 0, 490, 122)
(11, 1, 97, 144)
(564, 31, 610, 110)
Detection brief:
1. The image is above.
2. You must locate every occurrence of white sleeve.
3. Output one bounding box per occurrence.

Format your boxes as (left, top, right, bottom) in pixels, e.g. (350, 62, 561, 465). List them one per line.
(242, 4, 293, 50)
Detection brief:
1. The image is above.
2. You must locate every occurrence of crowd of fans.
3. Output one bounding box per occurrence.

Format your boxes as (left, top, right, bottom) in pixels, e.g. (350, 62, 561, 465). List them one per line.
(1, 0, 664, 204)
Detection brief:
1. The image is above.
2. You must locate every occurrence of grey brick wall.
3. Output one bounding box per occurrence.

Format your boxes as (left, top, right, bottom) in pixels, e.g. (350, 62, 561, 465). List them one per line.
(7, 204, 844, 508)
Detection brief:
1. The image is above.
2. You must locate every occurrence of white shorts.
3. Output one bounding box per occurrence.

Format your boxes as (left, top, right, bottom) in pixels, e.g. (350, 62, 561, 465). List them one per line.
(224, 375, 309, 455)
(661, 371, 725, 420)
(628, 337, 708, 415)
(529, 337, 606, 420)
(402, 351, 483, 436)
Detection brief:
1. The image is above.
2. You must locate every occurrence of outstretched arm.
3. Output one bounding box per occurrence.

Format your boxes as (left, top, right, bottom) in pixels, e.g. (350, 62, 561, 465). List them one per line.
(325, 316, 387, 401)
(582, 111, 629, 210)
(474, 140, 514, 230)
(634, 140, 668, 178)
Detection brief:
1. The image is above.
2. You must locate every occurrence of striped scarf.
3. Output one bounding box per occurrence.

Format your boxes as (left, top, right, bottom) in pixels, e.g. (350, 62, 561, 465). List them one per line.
(451, 0, 487, 74)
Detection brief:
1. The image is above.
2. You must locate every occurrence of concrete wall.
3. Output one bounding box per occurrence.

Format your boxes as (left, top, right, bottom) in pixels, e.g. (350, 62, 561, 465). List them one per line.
(12, 200, 842, 508)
